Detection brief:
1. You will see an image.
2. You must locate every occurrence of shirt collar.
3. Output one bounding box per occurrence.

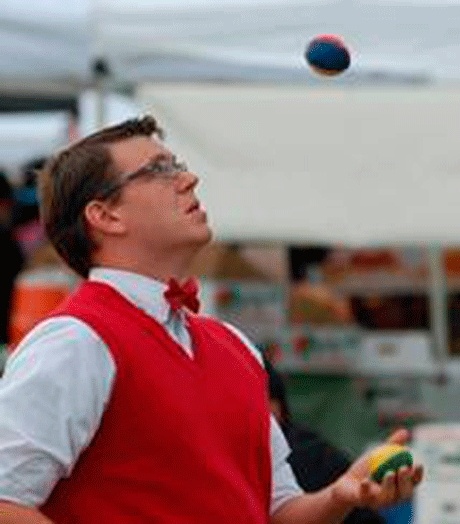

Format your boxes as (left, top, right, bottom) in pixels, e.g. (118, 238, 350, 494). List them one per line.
(89, 267, 171, 324)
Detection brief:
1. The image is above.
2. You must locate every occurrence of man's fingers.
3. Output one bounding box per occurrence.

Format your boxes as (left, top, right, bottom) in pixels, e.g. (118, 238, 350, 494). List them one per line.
(380, 471, 397, 504)
(359, 478, 377, 506)
(411, 464, 424, 486)
(361, 472, 397, 508)
(360, 479, 371, 497)
(396, 467, 414, 500)
(387, 428, 410, 445)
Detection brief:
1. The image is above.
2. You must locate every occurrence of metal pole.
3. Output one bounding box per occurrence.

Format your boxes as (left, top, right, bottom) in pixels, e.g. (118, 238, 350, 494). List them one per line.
(92, 58, 111, 129)
(95, 77, 106, 129)
(428, 244, 450, 376)
(90, 0, 110, 129)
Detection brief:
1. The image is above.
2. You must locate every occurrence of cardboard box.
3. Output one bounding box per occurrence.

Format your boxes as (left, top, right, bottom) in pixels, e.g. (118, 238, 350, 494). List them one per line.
(189, 243, 273, 281)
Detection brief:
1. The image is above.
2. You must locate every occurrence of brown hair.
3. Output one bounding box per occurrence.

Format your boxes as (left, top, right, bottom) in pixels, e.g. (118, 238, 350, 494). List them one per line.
(38, 115, 163, 278)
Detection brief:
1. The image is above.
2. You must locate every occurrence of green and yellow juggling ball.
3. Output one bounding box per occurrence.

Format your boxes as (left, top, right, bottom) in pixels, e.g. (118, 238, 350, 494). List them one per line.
(368, 444, 413, 483)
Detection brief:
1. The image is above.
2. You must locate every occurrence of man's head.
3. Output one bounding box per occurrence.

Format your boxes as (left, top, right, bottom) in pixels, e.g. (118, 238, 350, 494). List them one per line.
(38, 116, 212, 278)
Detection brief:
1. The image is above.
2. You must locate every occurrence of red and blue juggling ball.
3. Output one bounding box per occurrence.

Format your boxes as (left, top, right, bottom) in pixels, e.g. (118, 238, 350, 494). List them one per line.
(305, 34, 351, 76)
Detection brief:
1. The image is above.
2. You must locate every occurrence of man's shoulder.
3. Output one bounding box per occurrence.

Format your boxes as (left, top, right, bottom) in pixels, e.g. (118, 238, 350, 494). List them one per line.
(13, 315, 105, 356)
(196, 315, 264, 367)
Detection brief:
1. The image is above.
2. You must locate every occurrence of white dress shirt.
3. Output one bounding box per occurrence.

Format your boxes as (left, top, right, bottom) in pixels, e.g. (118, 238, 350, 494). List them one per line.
(0, 268, 302, 514)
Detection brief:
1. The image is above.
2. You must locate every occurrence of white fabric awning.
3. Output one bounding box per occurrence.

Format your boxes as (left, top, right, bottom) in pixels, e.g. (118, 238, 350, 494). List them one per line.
(137, 83, 460, 246)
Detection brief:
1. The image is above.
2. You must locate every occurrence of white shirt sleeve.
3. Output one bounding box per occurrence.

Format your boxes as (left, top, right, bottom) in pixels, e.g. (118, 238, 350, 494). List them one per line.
(0, 317, 115, 506)
(222, 322, 304, 514)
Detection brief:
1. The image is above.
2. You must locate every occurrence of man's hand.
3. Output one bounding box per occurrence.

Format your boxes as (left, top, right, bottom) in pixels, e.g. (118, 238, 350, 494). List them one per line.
(330, 428, 424, 509)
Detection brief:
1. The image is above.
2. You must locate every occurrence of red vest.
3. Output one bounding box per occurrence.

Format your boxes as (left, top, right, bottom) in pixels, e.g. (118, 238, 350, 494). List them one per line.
(41, 281, 271, 523)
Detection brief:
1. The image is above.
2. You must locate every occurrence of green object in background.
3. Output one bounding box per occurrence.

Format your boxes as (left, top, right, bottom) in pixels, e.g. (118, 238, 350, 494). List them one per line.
(0, 345, 8, 376)
(284, 373, 383, 458)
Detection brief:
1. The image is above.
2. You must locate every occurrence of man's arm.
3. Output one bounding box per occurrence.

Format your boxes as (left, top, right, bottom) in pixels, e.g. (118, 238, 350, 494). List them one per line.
(271, 467, 418, 524)
(0, 502, 53, 523)
(271, 428, 423, 524)
(271, 483, 352, 524)
(0, 318, 114, 511)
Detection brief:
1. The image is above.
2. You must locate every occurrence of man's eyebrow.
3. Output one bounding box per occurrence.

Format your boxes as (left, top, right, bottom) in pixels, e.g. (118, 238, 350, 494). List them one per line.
(147, 153, 174, 163)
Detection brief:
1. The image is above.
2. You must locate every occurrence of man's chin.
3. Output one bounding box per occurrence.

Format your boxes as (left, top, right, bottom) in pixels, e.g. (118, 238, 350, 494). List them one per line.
(185, 226, 213, 252)
(197, 222, 213, 242)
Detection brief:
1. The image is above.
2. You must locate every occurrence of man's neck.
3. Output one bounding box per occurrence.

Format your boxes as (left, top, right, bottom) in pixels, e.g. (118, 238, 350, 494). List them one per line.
(93, 245, 204, 284)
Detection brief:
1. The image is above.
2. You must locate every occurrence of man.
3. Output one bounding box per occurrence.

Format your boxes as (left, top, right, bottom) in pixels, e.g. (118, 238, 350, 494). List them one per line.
(0, 116, 422, 523)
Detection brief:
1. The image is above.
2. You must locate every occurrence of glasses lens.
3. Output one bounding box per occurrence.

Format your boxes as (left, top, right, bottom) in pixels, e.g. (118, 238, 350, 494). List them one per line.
(142, 159, 188, 178)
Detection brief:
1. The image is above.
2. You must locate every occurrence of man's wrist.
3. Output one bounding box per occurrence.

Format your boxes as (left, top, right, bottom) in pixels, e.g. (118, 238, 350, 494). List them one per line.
(329, 477, 358, 514)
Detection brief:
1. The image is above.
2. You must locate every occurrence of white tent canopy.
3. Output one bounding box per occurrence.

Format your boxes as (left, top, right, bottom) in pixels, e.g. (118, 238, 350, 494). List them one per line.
(94, 0, 460, 82)
(138, 83, 460, 247)
(0, 1, 91, 92)
(4, 0, 460, 92)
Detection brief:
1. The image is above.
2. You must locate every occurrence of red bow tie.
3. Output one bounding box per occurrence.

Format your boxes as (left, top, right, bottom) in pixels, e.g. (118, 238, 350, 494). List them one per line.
(164, 277, 200, 314)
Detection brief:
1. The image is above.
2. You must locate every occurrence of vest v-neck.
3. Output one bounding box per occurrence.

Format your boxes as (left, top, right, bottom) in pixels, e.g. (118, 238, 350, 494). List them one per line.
(139, 310, 205, 370)
(93, 283, 205, 370)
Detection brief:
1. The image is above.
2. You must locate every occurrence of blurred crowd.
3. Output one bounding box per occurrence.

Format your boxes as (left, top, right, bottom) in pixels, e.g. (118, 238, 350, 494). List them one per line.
(0, 157, 76, 350)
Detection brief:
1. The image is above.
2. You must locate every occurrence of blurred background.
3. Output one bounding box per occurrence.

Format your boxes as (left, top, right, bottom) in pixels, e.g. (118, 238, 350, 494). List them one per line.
(3, 0, 460, 521)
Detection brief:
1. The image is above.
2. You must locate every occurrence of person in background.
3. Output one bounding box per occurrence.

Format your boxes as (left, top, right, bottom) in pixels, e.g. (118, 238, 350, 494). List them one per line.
(0, 116, 422, 523)
(13, 156, 48, 261)
(6, 157, 77, 351)
(287, 246, 353, 325)
(0, 171, 24, 347)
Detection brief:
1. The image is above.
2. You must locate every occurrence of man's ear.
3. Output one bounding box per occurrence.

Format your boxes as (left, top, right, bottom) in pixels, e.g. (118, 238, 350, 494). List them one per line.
(84, 200, 126, 235)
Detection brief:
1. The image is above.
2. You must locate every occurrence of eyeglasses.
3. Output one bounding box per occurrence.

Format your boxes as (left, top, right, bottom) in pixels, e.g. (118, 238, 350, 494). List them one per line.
(121, 156, 188, 182)
(96, 156, 188, 200)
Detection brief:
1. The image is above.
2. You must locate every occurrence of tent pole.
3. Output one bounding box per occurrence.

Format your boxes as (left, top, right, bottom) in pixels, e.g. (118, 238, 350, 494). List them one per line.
(90, 0, 110, 130)
(428, 245, 449, 376)
(95, 78, 106, 129)
(92, 58, 111, 129)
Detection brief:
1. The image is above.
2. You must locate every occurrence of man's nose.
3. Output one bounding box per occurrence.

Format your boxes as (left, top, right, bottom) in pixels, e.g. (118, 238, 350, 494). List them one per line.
(175, 170, 199, 192)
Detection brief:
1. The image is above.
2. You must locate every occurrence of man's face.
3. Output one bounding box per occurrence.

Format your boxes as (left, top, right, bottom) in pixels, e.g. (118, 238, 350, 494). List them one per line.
(106, 135, 212, 255)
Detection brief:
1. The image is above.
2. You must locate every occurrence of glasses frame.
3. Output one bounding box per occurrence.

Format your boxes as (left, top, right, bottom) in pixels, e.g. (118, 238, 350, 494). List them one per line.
(95, 156, 188, 201)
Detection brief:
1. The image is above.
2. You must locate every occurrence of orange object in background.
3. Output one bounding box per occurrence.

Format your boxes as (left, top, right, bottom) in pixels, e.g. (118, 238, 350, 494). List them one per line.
(288, 281, 353, 325)
(349, 249, 402, 272)
(8, 267, 78, 350)
(444, 249, 460, 275)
